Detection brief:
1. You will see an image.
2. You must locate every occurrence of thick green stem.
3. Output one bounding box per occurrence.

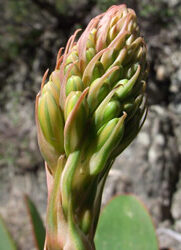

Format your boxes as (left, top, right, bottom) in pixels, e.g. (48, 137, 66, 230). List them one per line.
(45, 153, 99, 250)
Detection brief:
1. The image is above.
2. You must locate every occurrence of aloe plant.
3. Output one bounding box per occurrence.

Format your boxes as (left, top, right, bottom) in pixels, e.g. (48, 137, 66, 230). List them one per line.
(35, 4, 148, 250)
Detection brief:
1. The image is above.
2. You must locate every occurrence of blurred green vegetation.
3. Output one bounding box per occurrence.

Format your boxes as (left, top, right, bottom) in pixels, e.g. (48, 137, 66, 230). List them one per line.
(97, 0, 119, 11)
(140, 1, 176, 19)
(0, 0, 41, 62)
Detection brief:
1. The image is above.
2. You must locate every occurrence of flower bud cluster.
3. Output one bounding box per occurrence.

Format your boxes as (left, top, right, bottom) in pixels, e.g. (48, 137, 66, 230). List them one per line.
(35, 5, 148, 248)
(36, 5, 147, 176)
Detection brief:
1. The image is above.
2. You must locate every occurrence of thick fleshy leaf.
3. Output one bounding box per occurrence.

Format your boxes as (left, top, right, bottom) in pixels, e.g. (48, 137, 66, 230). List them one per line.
(24, 195, 45, 250)
(95, 195, 158, 250)
(0, 214, 17, 250)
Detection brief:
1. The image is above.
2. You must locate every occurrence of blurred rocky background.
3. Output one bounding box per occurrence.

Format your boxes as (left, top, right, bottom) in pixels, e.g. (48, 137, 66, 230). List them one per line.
(0, 0, 180, 249)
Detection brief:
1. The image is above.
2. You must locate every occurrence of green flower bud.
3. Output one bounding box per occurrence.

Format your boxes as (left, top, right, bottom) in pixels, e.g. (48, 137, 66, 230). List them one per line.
(126, 94, 143, 120)
(113, 103, 147, 158)
(100, 99, 121, 125)
(124, 38, 144, 65)
(90, 112, 127, 175)
(91, 62, 104, 82)
(86, 48, 96, 63)
(36, 96, 60, 174)
(122, 100, 134, 114)
(66, 50, 78, 65)
(38, 90, 64, 155)
(49, 70, 61, 90)
(64, 89, 89, 156)
(86, 28, 96, 49)
(64, 62, 81, 77)
(115, 64, 141, 101)
(97, 118, 120, 151)
(64, 91, 88, 121)
(42, 81, 59, 106)
(61, 151, 80, 215)
(66, 76, 84, 96)
(108, 65, 123, 86)
(101, 32, 128, 70)
(93, 88, 120, 130)
(87, 66, 119, 113)
(87, 78, 109, 113)
(125, 63, 139, 79)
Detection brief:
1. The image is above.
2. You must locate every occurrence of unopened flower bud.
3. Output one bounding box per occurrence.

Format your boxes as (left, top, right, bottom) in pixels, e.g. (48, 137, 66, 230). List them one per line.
(86, 48, 96, 63)
(97, 118, 120, 150)
(90, 112, 127, 175)
(38, 90, 64, 155)
(115, 64, 141, 101)
(49, 70, 61, 90)
(95, 99, 121, 130)
(64, 89, 89, 156)
(66, 76, 84, 96)
(42, 81, 59, 105)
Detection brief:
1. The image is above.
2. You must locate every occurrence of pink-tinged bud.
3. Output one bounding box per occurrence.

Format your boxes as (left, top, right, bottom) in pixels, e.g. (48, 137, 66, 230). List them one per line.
(49, 70, 61, 90)
(37, 91, 64, 155)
